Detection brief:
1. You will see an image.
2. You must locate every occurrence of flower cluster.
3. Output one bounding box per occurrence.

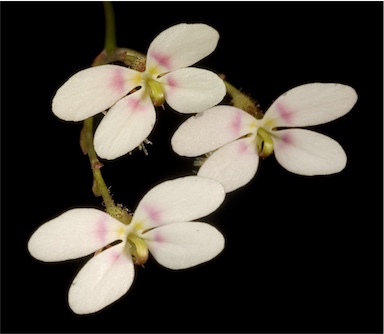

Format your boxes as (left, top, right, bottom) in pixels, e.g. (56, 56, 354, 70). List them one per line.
(28, 21, 357, 314)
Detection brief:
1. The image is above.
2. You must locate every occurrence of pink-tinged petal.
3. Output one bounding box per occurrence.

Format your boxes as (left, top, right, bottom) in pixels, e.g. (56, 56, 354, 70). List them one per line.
(132, 176, 225, 230)
(27, 209, 125, 262)
(52, 65, 141, 121)
(144, 222, 225, 270)
(158, 68, 225, 113)
(272, 129, 347, 175)
(68, 242, 134, 314)
(146, 23, 219, 74)
(93, 89, 156, 160)
(262, 83, 358, 128)
(171, 105, 256, 157)
(198, 136, 259, 193)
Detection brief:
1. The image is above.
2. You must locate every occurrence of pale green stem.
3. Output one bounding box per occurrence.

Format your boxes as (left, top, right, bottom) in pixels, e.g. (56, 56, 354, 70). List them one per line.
(224, 80, 264, 119)
(80, 2, 117, 213)
(81, 2, 134, 225)
(82, 117, 115, 210)
(103, 1, 117, 54)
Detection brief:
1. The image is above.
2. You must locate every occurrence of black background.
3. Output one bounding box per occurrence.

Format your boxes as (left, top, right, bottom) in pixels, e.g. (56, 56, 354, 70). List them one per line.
(1, 1, 383, 333)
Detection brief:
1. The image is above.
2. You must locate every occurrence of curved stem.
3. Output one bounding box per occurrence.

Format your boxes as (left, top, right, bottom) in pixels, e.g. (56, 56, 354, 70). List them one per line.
(82, 117, 115, 210)
(77, 1, 136, 225)
(80, 1, 118, 210)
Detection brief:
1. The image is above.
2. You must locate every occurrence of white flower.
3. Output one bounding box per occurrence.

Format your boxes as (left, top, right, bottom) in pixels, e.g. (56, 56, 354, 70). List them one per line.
(28, 176, 225, 314)
(171, 83, 358, 192)
(52, 23, 226, 160)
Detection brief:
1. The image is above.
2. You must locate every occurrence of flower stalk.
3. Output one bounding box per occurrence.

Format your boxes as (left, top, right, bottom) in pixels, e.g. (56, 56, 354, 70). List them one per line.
(82, 1, 117, 210)
(80, 117, 115, 209)
(224, 80, 263, 118)
(80, 1, 130, 221)
(103, 1, 117, 55)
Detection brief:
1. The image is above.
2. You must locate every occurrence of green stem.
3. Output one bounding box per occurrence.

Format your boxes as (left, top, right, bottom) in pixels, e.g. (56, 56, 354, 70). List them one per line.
(80, 2, 134, 225)
(103, 1, 117, 55)
(92, 2, 145, 69)
(79, 1, 118, 211)
(82, 117, 115, 210)
(224, 80, 264, 119)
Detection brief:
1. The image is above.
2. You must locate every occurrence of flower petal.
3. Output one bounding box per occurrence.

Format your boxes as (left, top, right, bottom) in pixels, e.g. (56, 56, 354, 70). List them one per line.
(52, 65, 140, 121)
(171, 105, 256, 156)
(198, 136, 259, 192)
(144, 222, 225, 270)
(146, 23, 219, 74)
(159, 68, 225, 113)
(272, 129, 347, 175)
(262, 83, 358, 128)
(27, 208, 125, 262)
(93, 89, 156, 160)
(132, 176, 225, 230)
(68, 242, 134, 314)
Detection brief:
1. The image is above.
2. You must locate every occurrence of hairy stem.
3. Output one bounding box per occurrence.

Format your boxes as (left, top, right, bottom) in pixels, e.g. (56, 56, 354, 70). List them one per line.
(81, 1, 117, 211)
(224, 80, 264, 118)
(82, 117, 115, 210)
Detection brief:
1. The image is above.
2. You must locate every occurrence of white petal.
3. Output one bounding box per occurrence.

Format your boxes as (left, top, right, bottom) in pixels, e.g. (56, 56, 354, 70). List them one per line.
(146, 23, 219, 74)
(262, 83, 358, 128)
(68, 242, 134, 314)
(27, 208, 125, 262)
(198, 136, 259, 192)
(132, 176, 225, 230)
(159, 68, 225, 114)
(272, 129, 347, 175)
(52, 65, 141, 121)
(171, 105, 257, 156)
(144, 222, 225, 270)
(94, 90, 156, 160)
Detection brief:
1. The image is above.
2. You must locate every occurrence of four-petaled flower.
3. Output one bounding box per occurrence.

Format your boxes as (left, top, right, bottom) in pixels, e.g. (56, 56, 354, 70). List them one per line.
(171, 83, 358, 192)
(52, 23, 226, 160)
(28, 176, 225, 314)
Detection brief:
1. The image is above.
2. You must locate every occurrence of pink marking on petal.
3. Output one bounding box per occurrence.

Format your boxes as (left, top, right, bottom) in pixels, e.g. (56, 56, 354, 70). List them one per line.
(231, 111, 242, 136)
(277, 132, 293, 149)
(109, 251, 121, 263)
(127, 97, 144, 112)
(111, 67, 126, 93)
(166, 76, 178, 90)
(149, 50, 172, 70)
(167, 76, 177, 87)
(276, 101, 294, 124)
(95, 217, 108, 244)
(282, 132, 293, 144)
(154, 230, 164, 243)
(163, 76, 178, 98)
(238, 140, 250, 154)
(143, 203, 162, 224)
